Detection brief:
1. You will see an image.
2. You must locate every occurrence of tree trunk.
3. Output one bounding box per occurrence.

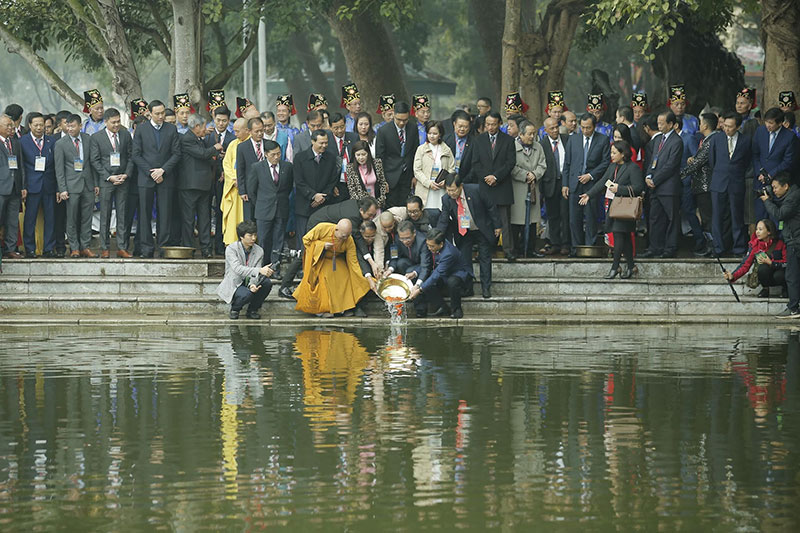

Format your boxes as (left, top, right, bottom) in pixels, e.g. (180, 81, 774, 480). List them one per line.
(0, 24, 83, 109)
(761, 0, 800, 110)
(95, 0, 144, 105)
(518, 0, 585, 127)
(326, 1, 408, 116)
(290, 33, 335, 107)
(470, 0, 505, 105)
(501, 0, 522, 118)
(172, 0, 204, 109)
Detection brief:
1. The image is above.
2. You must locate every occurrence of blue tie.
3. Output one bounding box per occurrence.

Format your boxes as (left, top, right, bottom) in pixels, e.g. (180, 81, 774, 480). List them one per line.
(769, 131, 777, 153)
(582, 136, 590, 173)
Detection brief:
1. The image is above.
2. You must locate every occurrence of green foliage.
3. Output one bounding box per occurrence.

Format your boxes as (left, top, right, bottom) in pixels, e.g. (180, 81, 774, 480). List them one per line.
(332, 0, 419, 27)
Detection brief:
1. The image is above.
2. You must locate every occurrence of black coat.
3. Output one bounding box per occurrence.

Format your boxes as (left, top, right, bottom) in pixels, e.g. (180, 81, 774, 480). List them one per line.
(0, 135, 25, 195)
(293, 147, 340, 217)
(179, 130, 219, 191)
(131, 121, 181, 189)
(375, 120, 419, 189)
(235, 138, 264, 197)
(252, 160, 293, 221)
(470, 131, 517, 205)
(538, 133, 568, 198)
(437, 183, 502, 244)
(443, 132, 475, 183)
(644, 131, 683, 197)
(585, 161, 644, 233)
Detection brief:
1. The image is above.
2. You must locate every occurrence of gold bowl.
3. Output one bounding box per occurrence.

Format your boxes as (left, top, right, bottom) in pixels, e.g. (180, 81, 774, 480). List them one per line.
(160, 246, 195, 259)
(376, 274, 414, 302)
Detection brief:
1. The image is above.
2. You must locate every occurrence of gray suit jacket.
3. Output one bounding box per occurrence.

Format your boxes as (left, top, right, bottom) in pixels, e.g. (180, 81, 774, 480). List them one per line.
(253, 160, 293, 221)
(217, 241, 265, 304)
(0, 135, 25, 196)
(90, 128, 134, 188)
(54, 133, 96, 194)
(292, 131, 312, 157)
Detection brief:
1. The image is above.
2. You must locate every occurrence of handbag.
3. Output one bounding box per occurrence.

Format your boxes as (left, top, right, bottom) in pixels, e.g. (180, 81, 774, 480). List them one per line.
(746, 268, 760, 289)
(608, 186, 643, 220)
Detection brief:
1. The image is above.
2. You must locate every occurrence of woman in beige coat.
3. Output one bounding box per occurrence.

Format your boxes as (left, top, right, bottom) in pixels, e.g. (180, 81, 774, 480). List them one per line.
(511, 120, 547, 256)
(412, 121, 455, 210)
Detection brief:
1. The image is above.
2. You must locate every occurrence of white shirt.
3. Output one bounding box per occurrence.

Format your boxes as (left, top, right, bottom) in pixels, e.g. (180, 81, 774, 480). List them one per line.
(106, 128, 120, 149)
(727, 131, 739, 154)
(150, 120, 162, 130)
(549, 136, 565, 174)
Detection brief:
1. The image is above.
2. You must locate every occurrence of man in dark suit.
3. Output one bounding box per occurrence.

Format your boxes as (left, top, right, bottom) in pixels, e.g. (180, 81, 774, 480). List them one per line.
(0, 114, 25, 258)
(676, 116, 706, 255)
(444, 110, 474, 183)
(408, 228, 473, 319)
(252, 139, 293, 268)
(437, 172, 501, 298)
(390, 219, 432, 281)
(236, 116, 266, 221)
(470, 111, 517, 260)
(615, 106, 642, 151)
(752, 107, 796, 221)
(540, 117, 569, 255)
(708, 112, 752, 256)
(19, 112, 57, 257)
(561, 114, 611, 256)
(131, 99, 182, 258)
(205, 105, 233, 254)
(179, 114, 223, 257)
(291, 110, 323, 157)
(90, 108, 134, 258)
(54, 114, 97, 257)
(641, 111, 684, 257)
(326, 112, 359, 202)
(375, 101, 419, 208)
(293, 129, 339, 243)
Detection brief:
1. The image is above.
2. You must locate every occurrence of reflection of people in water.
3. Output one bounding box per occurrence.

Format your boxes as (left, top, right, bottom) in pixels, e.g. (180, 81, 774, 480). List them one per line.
(294, 330, 371, 430)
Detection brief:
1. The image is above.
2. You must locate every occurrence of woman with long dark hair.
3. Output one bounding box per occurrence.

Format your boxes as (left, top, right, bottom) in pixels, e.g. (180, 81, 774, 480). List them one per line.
(612, 123, 642, 170)
(355, 111, 375, 156)
(346, 140, 388, 207)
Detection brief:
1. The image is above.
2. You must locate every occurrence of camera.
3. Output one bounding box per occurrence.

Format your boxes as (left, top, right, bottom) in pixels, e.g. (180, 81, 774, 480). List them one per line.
(278, 248, 301, 261)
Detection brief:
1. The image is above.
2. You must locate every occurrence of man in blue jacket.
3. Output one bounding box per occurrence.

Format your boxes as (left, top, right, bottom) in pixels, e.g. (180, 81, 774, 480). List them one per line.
(752, 107, 795, 221)
(409, 228, 472, 319)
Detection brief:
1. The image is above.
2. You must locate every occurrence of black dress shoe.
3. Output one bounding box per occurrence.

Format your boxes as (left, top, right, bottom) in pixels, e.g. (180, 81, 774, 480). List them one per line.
(757, 288, 769, 298)
(55, 250, 66, 258)
(139, 252, 154, 259)
(482, 289, 491, 299)
(506, 253, 517, 263)
(42, 251, 55, 258)
(202, 251, 213, 259)
(25, 250, 38, 258)
(462, 286, 475, 297)
(246, 310, 261, 319)
(604, 267, 620, 279)
(639, 250, 658, 258)
(278, 286, 294, 299)
(229, 309, 240, 319)
(450, 308, 463, 319)
(431, 306, 450, 317)
(660, 252, 677, 258)
(528, 250, 545, 258)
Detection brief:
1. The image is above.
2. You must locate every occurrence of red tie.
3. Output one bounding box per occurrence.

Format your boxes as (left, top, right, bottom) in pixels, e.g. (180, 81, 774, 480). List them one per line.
(35, 137, 42, 152)
(254, 141, 263, 161)
(4, 139, 11, 153)
(456, 197, 467, 236)
(657, 136, 665, 154)
(73, 137, 80, 152)
(272, 165, 279, 184)
(339, 138, 344, 156)
(111, 133, 118, 152)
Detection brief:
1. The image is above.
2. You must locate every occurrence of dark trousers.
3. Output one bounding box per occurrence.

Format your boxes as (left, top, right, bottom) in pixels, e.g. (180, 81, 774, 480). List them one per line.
(230, 280, 272, 312)
(0, 194, 21, 252)
(256, 217, 286, 266)
(422, 275, 466, 313)
(543, 189, 568, 248)
(611, 231, 635, 270)
(787, 244, 800, 311)
(711, 189, 746, 255)
(65, 188, 94, 251)
(125, 184, 141, 254)
(758, 263, 786, 289)
(213, 177, 225, 252)
(138, 185, 173, 256)
(648, 194, 679, 255)
(53, 198, 66, 253)
(695, 191, 712, 234)
(569, 194, 597, 251)
(390, 258, 421, 278)
(168, 189, 183, 246)
(681, 177, 705, 249)
(386, 179, 411, 208)
(455, 228, 492, 292)
(23, 191, 55, 253)
(99, 183, 128, 250)
(280, 257, 303, 290)
(180, 189, 212, 253)
(497, 205, 513, 254)
(242, 197, 255, 221)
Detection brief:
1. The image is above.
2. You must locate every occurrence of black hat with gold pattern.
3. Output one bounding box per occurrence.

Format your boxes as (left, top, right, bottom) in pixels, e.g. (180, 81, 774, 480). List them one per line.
(545, 90, 567, 113)
(737, 87, 757, 109)
(235, 96, 253, 118)
(505, 92, 528, 114)
(631, 92, 648, 109)
(377, 94, 396, 114)
(276, 94, 296, 116)
(130, 98, 148, 121)
(308, 93, 327, 112)
(83, 89, 103, 114)
(779, 91, 798, 111)
(669, 85, 687, 103)
(207, 89, 226, 112)
(173, 93, 195, 113)
(341, 83, 360, 108)
(586, 93, 605, 112)
(411, 94, 431, 116)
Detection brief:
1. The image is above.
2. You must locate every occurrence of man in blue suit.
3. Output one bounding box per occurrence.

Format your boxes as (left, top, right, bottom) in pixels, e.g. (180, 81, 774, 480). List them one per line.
(408, 228, 472, 319)
(708, 112, 752, 256)
(205, 106, 234, 254)
(561, 114, 611, 256)
(752, 107, 795, 221)
(19, 112, 57, 257)
(677, 116, 705, 254)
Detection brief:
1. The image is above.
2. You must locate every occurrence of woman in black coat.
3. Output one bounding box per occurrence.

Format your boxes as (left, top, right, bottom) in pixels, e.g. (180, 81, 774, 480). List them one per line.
(579, 140, 644, 279)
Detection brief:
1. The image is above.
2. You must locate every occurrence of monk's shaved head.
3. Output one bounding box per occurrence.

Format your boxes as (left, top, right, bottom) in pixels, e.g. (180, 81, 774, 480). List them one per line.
(334, 218, 352, 240)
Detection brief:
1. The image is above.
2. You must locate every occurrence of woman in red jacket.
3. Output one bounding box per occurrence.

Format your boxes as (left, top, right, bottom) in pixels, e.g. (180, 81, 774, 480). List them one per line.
(724, 219, 787, 297)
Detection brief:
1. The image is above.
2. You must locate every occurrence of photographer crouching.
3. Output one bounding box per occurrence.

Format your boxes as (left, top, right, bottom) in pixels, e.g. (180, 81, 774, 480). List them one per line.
(216, 220, 274, 319)
(760, 172, 800, 318)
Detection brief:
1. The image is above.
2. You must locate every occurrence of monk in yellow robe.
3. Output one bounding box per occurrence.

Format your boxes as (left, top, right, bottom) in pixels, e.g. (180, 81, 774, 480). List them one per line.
(293, 219, 370, 317)
(220, 118, 248, 246)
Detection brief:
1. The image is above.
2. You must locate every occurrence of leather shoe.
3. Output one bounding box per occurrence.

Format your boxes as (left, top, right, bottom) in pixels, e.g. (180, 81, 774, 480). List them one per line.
(229, 309, 240, 319)
(660, 252, 676, 258)
(70, 250, 81, 258)
(55, 250, 66, 258)
(450, 308, 463, 319)
(505, 253, 517, 263)
(100, 250, 110, 258)
(202, 251, 213, 259)
(431, 306, 450, 317)
(116, 249, 132, 258)
(482, 288, 491, 299)
(80, 249, 96, 258)
(246, 310, 261, 319)
(278, 286, 295, 299)
(3, 252, 22, 259)
(42, 250, 55, 258)
(25, 250, 37, 258)
(527, 250, 545, 258)
(639, 250, 658, 258)
(604, 268, 620, 279)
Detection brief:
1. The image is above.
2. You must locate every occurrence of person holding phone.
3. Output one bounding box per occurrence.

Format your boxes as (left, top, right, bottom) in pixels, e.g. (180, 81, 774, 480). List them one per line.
(217, 220, 274, 319)
(724, 218, 787, 297)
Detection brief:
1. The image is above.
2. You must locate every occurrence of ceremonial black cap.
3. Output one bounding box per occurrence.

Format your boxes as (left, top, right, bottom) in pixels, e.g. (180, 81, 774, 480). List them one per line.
(83, 89, 103, 114)
(276, 94, 296, 116)
(341, 83, 360, 107)
(130, 98, 148, 120)
(377, 94, 396, 114)
(504, 92, 528, 114)
(307, 93, 327, 112)
(173, 93, 194, 112)
(207, 89, 226, 112)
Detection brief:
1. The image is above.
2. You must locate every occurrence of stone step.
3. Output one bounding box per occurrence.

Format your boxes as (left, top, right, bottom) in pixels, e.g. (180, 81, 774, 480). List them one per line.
(0, 258, 214, 277)
(0, 275, 756, 297)
(0, 292, 778, 318)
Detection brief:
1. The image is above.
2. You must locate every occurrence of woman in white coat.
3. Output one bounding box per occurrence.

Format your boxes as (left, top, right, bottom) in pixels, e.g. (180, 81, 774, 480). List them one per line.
(412, 121, 455, 211)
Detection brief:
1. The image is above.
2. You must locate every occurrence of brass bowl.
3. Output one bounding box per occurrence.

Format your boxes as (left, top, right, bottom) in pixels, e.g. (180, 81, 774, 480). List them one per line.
(574, 245, 607, 258)
(161, 246, 194, 259)
(376, 274, 414, 302)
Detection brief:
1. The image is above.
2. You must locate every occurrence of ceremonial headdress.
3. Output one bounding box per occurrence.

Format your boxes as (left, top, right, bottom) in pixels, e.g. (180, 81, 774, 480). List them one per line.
(276, 94, 297, 115)
(586, 93, 605, 112)
(235, 97, 253, 118)
(173, 93, 195, 113)
(341, 83, 360, 107)
(83, 89, 103, 114)
(631, 92, 648, 109)
(376, 94, 396, 114)
(411, 94, 431, 116)
(207, 89, 226, 112)
(779, 91, 798, 111)
(737, 87, 757, 110)
(308, 93, 327, 111)
(130, 98, 148, 121)
(545, 90, 567, 113)
(669, 85, 687, 103)
(504, 92, 528, 114)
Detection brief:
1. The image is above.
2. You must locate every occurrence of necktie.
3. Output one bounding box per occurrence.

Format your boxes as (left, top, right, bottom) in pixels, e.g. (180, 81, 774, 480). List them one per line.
(583, 136, 590, 172)
(255, 141, 263, 161)
(338, 138, 344, 156)
(491, 135, 496, 154)
(456, 196, 467, 236)
(769, 131, 777, 152)
(315, 152, 321, 164)
(272, 165, 279, 184)
(552, 139, 560, 174)
(457, 137, 466, 156)
(73, 137, 80, 153)
(399, 129, 405, 156)
(111, 133, 118, 152)
(728, 136, 734, 158)
(5, 138, 11, 153)
(35, 137, 42, 152)
(657, 135, 665, 153)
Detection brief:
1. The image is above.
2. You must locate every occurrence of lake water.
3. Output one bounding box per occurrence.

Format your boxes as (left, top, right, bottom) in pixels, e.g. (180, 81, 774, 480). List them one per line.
(0, 325, 798, 531)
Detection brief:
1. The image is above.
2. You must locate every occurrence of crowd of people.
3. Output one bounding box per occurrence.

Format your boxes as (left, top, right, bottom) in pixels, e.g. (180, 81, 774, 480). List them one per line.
(3, 82, 800, 318)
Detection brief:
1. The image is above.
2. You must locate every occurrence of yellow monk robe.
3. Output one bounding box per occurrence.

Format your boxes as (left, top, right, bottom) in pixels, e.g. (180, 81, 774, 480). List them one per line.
(220, 136, 245, 246)
(293, 222, 370, 315)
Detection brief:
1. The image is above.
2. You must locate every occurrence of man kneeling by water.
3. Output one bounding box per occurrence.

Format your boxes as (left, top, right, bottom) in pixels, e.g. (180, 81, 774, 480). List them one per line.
(408, 228, 472, 319)
(217, 220, 274, 319)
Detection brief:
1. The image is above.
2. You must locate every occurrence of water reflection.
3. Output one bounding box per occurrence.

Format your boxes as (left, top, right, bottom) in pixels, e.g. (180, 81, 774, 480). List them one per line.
(0, 325, 798, 530)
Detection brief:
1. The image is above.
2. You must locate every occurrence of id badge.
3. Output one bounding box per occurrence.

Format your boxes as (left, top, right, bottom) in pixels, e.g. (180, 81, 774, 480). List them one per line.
(7, 155, 17, 170)
(432, 166, 440, 173)
(73, 158, 83, 172)
(110, 152, 121, 167)
(605, 188, 615, 200)
(459, 214, 471, 229)
(390, 245, 398, 259)
(651, 156, 658, 170)
(35, 156, 46, 172)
